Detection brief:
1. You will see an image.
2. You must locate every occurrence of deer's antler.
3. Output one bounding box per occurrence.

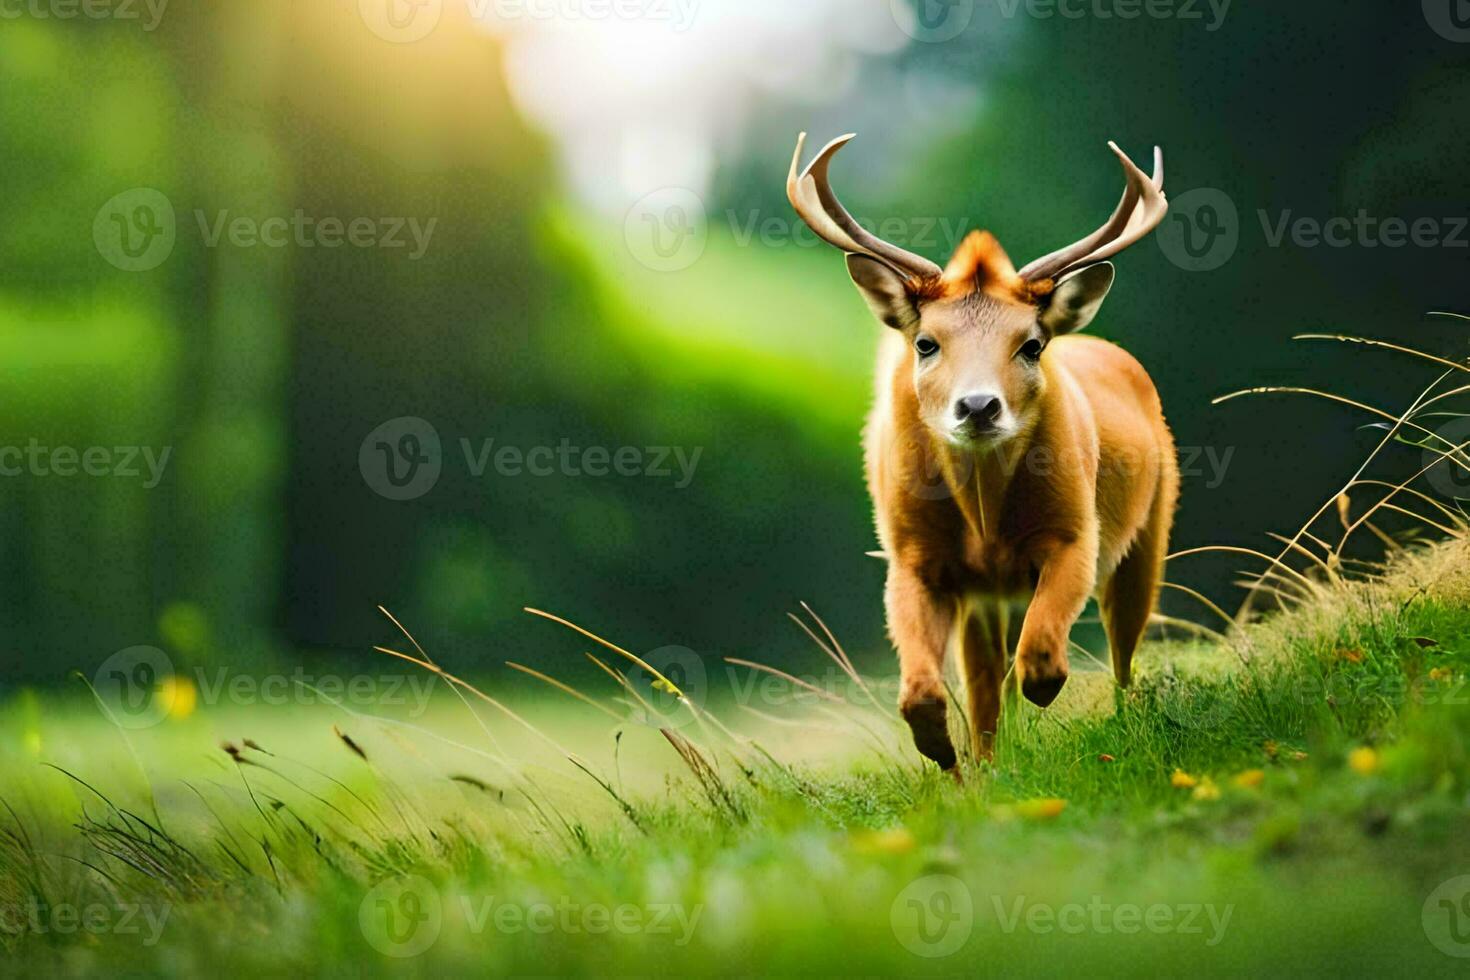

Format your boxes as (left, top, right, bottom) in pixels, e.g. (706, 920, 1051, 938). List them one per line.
(787, 132, 943, 283)
(1018, 142, 1167, 283)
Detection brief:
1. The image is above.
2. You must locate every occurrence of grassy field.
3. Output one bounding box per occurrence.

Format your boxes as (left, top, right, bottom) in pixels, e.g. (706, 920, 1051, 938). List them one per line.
(5, 331, 1470, 976)
(3, 533, 1470, 976)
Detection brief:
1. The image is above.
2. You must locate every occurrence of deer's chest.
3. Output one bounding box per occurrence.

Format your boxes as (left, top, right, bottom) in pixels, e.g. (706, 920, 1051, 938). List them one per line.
(899, 520, 1039, 603)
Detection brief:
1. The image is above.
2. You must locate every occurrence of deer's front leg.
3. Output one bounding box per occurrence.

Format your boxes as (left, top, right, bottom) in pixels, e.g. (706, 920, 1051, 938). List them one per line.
(887, 565, 958, 771)
(1016, 536, 1096, 708)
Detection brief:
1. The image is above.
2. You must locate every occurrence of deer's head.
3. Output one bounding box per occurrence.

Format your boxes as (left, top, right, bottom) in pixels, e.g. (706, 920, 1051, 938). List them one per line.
(788, 133, 1166, 449)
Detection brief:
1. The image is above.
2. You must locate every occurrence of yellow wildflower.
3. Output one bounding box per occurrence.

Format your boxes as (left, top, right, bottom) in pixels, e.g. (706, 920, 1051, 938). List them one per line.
(1192, 778, 1221, 802)
(1231, 769, 1265, 789)
(1347, 746, 1380, 775)
(157, 674, 198, 720)
(1015, 798, 1067, 821)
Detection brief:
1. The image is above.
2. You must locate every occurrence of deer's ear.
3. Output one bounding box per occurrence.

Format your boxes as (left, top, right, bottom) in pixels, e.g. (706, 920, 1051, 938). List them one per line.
(1039, 262, 1115, 335)
(846, 253, 920, 331)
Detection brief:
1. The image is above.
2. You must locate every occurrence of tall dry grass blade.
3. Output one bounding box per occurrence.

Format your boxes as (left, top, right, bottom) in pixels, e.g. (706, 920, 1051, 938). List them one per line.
(375, 646, 577, 759)
(1349, 478, 1468, 526)
(659, 729, 745, 822)
(1068, 638, 1110, 674)
(1230, 574, 1306, 608)
(321, 727, 428, 843)
(1301, 528, 1336, 552)
(233, 754, 366, 841)
(733, 704, 848, 734)
(506, 662, 623, 720)
(67, 670, 162, 830)
(811, 704, 906, 762)
(1336, 439, 1470, 554)
(1147, 613, 1228, 642)
(1167, 545, 1320, 593)
(1212, 386, 1455, 447)
(524, 613, 739, 760)
(300, 680, 517, 775)
(1214, 369, 1450, 619)
(584, 653, 653, 715)
(524, 608, 683, 696)
(373, 614, 509, 761)
(1160, 582, 1242, 636)
(798, 601, 880, 709)
(332, 726, 368, 762)
(240, 732, 389, 832)
(1293, 333, 1470, 374)
(1238, 564, 1318, 600)
(1411, 382, 1470, 414)
(723, 658, 845, 704)
(942, 677, 971, 761)
(722, 655, 899, 761)
(371, 646, 630, 848)
(786, 612, 869, 699)
(180, 780, 255, 867)
(378, 605, 434, 664)
(1264, 532, 1339, 583)
(1362, 519, 1403, 551)
(685, 701, 755, 758)
(1370, 502, 1462, 539)
(579, 652, 730, 763)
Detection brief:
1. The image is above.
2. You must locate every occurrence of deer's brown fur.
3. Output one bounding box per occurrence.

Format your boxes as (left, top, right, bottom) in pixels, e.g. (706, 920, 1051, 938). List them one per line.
(865, 287, 1177, 765)
(788, 133, 1177, 769)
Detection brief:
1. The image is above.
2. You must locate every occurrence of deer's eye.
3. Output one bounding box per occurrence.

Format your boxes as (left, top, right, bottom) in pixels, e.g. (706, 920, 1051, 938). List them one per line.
(915, 336, 940, 358)
(1018, 338, 1045, 362)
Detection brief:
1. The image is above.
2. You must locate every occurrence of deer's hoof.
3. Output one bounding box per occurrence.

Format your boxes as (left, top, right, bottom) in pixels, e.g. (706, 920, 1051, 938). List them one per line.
(1021, 671, 1068, 709)
(901, 697, 958, 771)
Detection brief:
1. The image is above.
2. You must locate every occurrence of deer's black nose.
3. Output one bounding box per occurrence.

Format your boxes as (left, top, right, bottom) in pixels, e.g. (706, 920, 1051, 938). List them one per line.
(956, 393, 1003, 424)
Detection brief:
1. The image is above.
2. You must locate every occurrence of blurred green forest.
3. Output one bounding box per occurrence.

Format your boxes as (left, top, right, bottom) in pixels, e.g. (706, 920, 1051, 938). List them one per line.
(1, 1, 1467, 686)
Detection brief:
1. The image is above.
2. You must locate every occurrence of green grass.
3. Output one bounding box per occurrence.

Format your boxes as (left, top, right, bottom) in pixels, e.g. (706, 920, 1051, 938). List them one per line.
(6, 328, 1470, 977)
(3, 537, 1470, 977)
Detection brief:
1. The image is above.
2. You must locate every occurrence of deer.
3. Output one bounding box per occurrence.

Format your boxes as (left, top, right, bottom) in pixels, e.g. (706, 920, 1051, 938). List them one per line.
(787, 133, 1178, 772)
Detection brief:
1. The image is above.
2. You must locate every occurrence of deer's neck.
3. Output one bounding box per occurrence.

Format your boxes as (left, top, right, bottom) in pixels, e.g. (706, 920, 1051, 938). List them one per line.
(936, 421, 1041, 546)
